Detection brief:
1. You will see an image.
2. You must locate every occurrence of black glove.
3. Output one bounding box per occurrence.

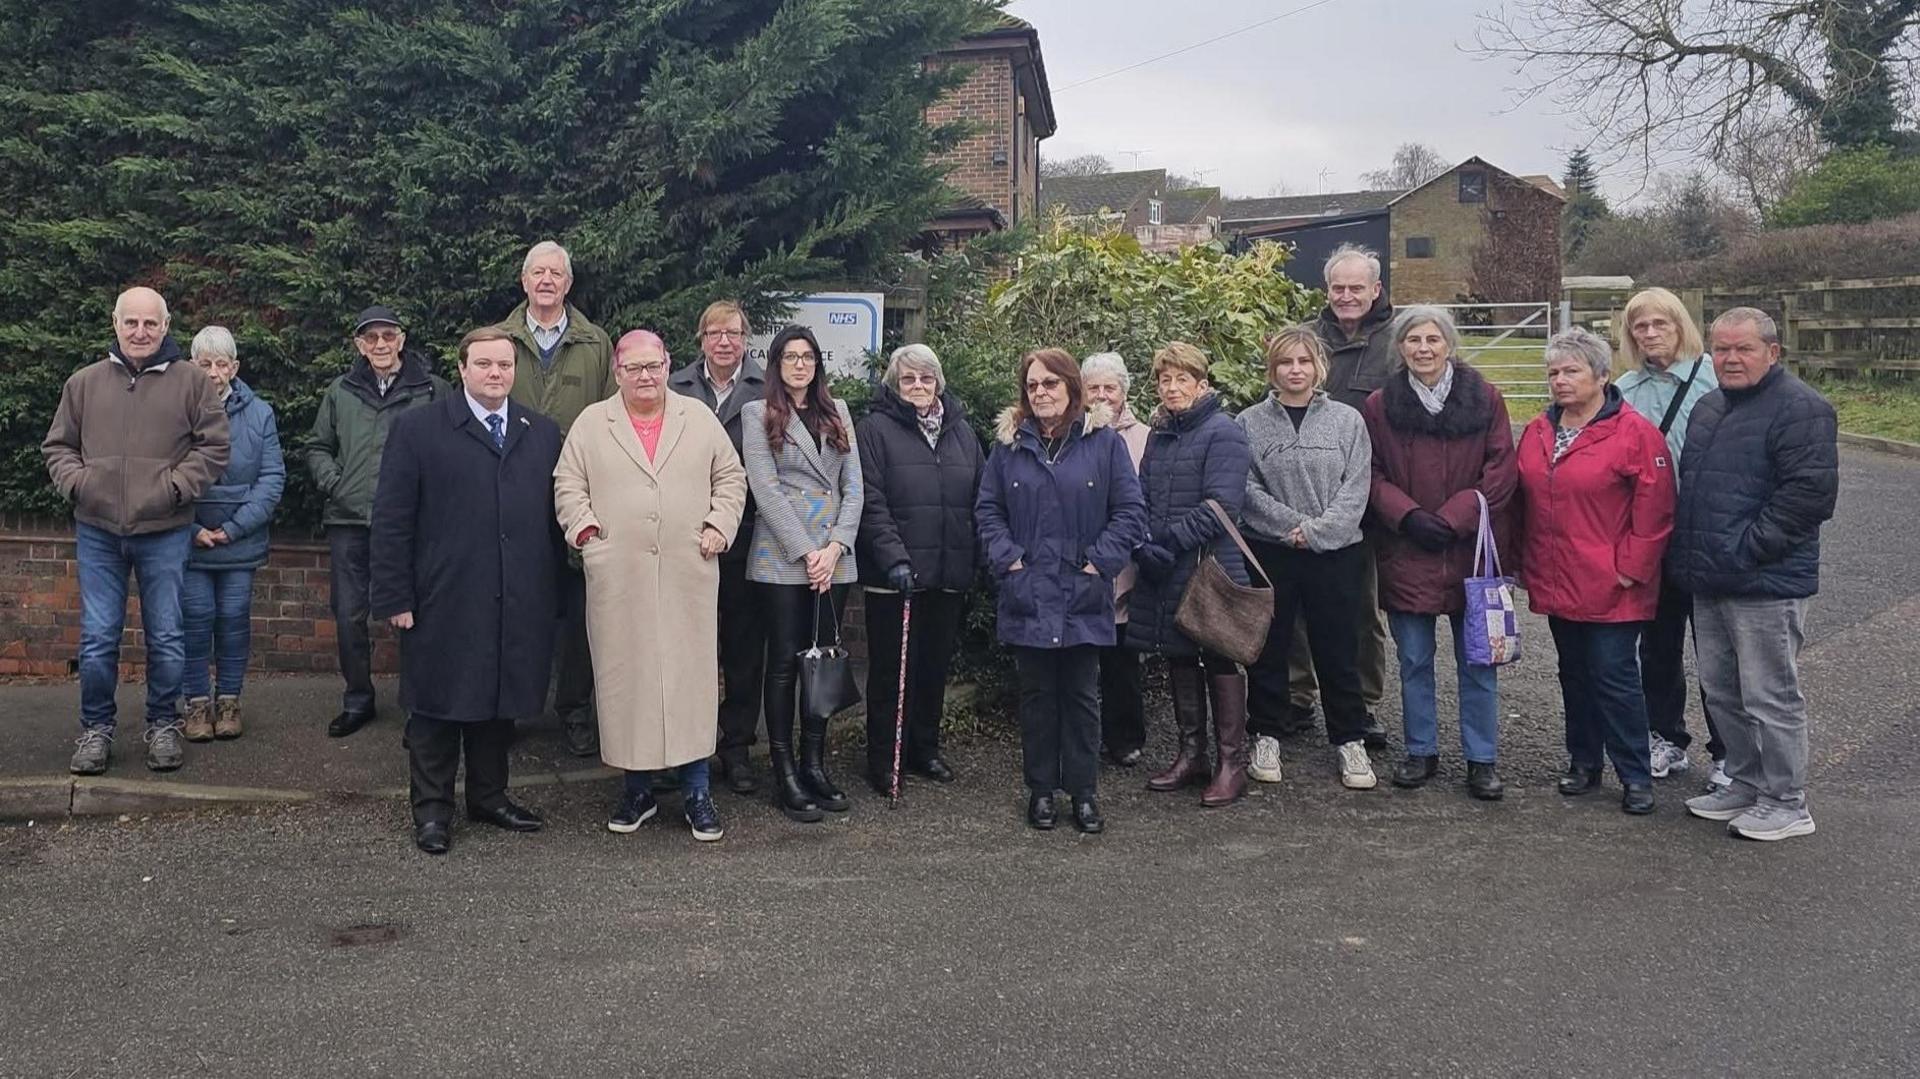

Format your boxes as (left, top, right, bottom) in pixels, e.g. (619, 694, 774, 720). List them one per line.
(1135, 542, 1177, 582)
(887, 562, 915, 592)
(1402, 508, 1455, 553)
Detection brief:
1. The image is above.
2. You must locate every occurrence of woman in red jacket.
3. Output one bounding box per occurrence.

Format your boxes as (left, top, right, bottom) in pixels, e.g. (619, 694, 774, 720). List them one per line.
(1517, 328, 1676, 815)
(1362, 306, 1518, 800)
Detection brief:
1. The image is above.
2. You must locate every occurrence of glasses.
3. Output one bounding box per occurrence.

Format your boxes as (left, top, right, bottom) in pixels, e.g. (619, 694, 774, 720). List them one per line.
(702, 329, 746, 341)
(618, 361, 668, 378)
(898, 373, 939, 386)
(358, 329, 401, 344)
(1025, 376, 1064, 393)
(780, 351, 818, 365)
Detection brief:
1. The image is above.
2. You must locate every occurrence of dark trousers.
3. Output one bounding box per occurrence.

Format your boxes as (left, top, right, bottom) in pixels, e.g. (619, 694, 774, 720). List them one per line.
(1097, 644, 1145, 757)
(1246, 538, 1370, 745)
(1550, 617, 1654, 785)
(407, 713, 512, 826)
(1013, 645, 1101, 799)
(553, 567, 594, 722)
(863, 588, 966, 773)
(758, 582, 848, 746)
(716, 559, 767, 757)
(1640, 576, 1726, 758)
(326, 526, 375, 717)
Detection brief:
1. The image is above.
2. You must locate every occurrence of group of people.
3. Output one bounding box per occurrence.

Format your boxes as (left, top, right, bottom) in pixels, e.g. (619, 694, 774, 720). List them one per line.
(41, 242, 1838, 854)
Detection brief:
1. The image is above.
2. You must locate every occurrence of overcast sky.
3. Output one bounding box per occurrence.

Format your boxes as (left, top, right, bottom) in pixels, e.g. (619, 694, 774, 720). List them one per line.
(1004, 0, 1605, 200)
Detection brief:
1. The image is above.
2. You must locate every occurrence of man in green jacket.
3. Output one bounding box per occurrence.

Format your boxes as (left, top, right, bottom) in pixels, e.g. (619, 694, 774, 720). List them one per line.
(307, 306, 450, 738)
(494, 240, 614, 756)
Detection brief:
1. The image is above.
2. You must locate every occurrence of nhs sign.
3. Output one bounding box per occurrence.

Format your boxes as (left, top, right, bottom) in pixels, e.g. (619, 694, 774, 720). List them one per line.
(747, 292, 885, 378)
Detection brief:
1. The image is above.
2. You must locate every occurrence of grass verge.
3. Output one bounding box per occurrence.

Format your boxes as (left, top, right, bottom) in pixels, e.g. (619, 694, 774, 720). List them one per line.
(1804, 374, 1920, 444)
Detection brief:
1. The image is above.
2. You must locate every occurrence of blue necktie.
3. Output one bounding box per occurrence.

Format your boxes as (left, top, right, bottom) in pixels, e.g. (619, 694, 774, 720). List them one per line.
(486, 413, 505, 451)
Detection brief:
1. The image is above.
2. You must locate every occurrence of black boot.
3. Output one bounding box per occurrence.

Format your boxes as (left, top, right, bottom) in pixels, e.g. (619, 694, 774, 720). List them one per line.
(769, 742, 823, 823)
(1558, 763, 1604, 796)
(1392, 754, 1439, 788)
(799, 716, 850, 812)
(1467, 761, 1505, 801)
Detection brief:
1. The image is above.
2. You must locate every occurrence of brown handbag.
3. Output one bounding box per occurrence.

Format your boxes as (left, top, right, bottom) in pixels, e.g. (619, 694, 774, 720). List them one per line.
(1173, 499, 1275, 665)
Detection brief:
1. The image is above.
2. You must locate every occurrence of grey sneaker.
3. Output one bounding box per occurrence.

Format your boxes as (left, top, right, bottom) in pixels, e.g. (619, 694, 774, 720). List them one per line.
(1337, 740, 1378, 790)
(1685, 785, 1757, 822)
(69, 729, 113, 775)
(145, 724, 185, 772)
(1729, 803, 1816, 842)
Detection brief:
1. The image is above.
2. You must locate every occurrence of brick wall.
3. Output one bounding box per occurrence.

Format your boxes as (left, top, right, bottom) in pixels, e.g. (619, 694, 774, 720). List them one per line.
(1388, 169, 1488, 304)
(0, 514, 394, 679)
(926, 53, 1015, 220)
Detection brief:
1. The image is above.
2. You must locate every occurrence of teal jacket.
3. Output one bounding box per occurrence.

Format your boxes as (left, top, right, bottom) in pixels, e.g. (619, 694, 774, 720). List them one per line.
(1615, 354, 1718, 468)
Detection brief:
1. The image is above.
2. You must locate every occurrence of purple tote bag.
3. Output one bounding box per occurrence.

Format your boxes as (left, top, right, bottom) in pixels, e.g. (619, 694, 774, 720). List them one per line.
(1463, 490, 1521, 668)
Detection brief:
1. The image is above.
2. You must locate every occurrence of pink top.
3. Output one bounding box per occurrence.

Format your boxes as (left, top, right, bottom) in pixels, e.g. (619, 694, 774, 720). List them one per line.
(628, 408, 665, 460)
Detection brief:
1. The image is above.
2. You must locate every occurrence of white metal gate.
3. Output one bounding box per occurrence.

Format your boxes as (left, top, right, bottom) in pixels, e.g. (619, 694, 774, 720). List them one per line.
(1434, 300, 1558, 402)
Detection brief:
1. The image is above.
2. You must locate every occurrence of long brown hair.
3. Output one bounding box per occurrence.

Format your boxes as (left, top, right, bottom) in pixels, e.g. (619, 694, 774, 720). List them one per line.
(762, 325, 849, 453)
(1009, 347, 1084, 432)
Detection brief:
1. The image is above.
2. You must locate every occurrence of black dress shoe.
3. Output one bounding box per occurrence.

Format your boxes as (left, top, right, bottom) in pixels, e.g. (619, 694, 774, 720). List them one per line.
(1361, 712, 1390, 751)
(907, 756, 956, 783)
(715, 754, 760, 795)
(1392, 754, 1439, 789)
(1558, 764, 1604, 796)
(414, 821, 451, 855)
(328, 710, 375, 738)
(1466, 761, 1505, 801)
(1621, 783, 1656, 815)
(1027, 792, 1057, 831)
(1071, 797, 1105, 835)
(467, 801, 544, 832)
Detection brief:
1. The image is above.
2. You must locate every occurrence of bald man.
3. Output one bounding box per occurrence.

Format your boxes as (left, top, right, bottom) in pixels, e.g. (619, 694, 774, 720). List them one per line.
(44, 287, 231, 775)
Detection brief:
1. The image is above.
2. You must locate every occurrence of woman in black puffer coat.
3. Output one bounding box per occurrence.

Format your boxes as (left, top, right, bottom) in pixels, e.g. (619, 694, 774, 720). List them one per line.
(1127, 342, 1255, 807)
(855, 345, 986, 793)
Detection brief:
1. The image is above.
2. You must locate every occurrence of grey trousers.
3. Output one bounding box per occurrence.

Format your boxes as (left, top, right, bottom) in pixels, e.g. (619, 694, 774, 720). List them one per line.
(1693, 594, 1810, 809)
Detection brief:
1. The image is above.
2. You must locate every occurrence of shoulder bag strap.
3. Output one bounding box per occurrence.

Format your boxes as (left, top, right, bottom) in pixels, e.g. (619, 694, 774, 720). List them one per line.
(1203, 499, 1273, 589)
(1473, 490, 1503, 578)
(810, 590, 843, 651)
(1656, 359, 1703, 436)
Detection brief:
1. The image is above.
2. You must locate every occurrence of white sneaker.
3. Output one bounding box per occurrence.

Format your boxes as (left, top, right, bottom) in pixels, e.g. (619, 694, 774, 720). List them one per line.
(1707, 759, 1731, 791)
(1337, 741, 1377, 790)
(1249, 735, 1283, 783)
(1648, 734, 1691, 778)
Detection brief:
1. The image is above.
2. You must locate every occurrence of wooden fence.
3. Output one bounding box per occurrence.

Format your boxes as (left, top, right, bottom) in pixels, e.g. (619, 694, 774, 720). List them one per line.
(1565, 275, 1920, 376)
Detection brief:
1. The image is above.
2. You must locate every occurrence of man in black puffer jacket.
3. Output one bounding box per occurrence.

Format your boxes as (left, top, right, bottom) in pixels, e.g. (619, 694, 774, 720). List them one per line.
(1670, 308, 1836, 843)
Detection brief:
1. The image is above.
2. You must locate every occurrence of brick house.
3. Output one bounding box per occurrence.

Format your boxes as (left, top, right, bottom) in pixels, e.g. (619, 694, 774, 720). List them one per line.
(1388, 157, 1566, 304)
(920, 15, 1056, 250)
(1040, 169, 1169, 231)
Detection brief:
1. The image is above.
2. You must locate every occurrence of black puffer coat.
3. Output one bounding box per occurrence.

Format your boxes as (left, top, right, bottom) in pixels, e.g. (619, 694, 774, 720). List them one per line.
(855, 387, 987, 591)
(1125, 393, 1253, 657)
(1667, 365, 1837, 599)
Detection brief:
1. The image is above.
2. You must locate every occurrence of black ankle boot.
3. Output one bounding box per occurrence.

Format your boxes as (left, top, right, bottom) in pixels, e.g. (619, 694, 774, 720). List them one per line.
(769, 742, 823, 823)
(1467, 761, 1505, 801)
(1558, 763, 1604, 796)
(1392, 754, 1439, 789)
(799, 725, 849, 812)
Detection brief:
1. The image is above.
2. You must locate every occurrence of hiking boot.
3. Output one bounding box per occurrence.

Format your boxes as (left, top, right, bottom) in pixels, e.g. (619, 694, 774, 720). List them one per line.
(1728, 803, 1816, 842)
(181, 697, 215, 742)
(145, 725, 185, 772)
(69, 729, 112, 775)
(1466, 761, 1505, 801)
(1249, 735, 1284, 784)
(1337, 740, 1378, 790)
(1685, 785, 1757, 822)
(213, 696, 243, 739)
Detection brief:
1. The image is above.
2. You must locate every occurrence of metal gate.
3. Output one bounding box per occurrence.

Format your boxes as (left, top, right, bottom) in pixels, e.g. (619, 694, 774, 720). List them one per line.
(1434, 300, 1558, 402)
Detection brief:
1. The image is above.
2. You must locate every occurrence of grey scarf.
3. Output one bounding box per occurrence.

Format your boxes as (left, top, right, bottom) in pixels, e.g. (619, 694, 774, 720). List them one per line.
(1408, 363, 1455, 416)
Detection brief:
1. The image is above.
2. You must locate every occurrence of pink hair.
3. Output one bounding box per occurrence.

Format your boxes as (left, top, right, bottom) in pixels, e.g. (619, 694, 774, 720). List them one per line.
(615, 329, 670, 365)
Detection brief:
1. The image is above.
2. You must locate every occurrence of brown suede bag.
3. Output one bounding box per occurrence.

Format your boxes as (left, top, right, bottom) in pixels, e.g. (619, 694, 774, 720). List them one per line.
(1173, 499, 1275, 665)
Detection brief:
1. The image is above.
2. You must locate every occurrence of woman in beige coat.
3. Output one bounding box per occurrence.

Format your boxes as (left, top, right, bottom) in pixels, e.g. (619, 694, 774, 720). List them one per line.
(554, 330, 747, 842)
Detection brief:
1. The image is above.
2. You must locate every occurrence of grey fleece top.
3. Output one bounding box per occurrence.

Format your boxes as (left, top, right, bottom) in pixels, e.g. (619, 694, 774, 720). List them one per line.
(1236, 390, 1371, 552)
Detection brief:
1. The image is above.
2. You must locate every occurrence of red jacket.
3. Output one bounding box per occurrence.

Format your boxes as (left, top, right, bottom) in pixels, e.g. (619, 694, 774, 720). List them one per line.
(1362, 363, 1519, 615)
(1516, 390, 1676, 623)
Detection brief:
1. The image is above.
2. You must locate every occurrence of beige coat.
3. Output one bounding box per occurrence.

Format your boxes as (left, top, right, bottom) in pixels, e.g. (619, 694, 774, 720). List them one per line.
(554, 393, 748, 771)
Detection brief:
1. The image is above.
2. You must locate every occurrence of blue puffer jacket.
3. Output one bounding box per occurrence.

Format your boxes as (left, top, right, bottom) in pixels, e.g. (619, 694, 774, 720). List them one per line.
(1667, 365, 1837, 599)
(975, 404, 1147, 650)
(189, 378, 286, 571)
(1125, 393, 1253, 656)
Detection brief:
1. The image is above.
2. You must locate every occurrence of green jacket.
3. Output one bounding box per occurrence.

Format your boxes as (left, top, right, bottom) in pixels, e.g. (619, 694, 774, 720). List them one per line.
(496, 301, 614, 435)
(305, 350, 450, 527)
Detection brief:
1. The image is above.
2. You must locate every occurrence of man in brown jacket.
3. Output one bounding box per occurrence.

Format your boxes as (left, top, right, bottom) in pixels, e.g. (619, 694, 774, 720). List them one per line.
(42, 287, 231, 775)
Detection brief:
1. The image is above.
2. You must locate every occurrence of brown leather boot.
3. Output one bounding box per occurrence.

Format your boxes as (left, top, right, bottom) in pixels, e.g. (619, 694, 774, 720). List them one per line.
(214, 695, 243, 739)
(1201, 672, 1250, 807)
(181, 696, 214, 742)
(1147, 663, 1212, 791)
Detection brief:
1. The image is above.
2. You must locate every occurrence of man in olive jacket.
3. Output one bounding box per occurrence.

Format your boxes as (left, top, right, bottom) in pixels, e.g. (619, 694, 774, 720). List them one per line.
(307, 306, 450, 738)
(43, 287, 231, 775)
(494, 240, 614, 755)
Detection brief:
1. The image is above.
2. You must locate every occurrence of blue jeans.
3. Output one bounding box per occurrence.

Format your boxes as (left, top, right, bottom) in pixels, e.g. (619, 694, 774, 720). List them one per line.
(1549, 617, 1653, 785)
(1388, 611, 1500, 763)
(183, 568, 256, 699)
(75, 522, 193, 733)
(625, 759, 712, 799)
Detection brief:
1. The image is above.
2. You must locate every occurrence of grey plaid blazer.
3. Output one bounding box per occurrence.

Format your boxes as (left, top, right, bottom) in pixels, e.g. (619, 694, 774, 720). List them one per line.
(740, 398, 863, 585)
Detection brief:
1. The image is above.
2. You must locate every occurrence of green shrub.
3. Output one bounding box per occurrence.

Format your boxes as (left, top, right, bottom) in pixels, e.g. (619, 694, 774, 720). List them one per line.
(1769, 146, 1920, 228)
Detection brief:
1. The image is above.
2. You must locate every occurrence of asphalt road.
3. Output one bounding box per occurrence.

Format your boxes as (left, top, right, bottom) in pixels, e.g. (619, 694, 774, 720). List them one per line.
(4, 447, 1918, 1078)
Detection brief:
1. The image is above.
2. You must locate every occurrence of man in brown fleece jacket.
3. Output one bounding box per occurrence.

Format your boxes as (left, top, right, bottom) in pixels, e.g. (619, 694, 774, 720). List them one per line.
(42, 287, 231, 775)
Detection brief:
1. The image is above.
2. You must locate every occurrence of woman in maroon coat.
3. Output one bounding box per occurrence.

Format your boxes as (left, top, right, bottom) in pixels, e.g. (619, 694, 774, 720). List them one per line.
(1361, 305, 1518, 799)
(1517, 329, 1675, 816)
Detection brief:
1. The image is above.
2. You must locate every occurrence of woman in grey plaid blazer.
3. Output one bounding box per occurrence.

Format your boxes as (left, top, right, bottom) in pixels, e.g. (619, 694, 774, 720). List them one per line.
(740, 326, 864, 824)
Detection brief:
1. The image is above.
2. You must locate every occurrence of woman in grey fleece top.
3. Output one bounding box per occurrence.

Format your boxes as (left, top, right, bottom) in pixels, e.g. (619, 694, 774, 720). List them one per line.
(1238, 325, 1379, 791)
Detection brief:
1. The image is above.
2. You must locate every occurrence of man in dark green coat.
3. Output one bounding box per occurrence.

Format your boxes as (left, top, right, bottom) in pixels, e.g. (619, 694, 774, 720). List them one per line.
(494, 240, 614, 755)
(307, 306, 450, 738)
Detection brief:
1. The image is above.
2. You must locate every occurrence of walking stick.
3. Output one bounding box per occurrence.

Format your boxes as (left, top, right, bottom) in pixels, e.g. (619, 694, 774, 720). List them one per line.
(889, 592, 913, 805)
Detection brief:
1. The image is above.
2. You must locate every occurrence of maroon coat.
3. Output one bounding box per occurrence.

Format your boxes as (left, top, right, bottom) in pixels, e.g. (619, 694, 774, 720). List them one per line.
(1361, 362, 1518, 615)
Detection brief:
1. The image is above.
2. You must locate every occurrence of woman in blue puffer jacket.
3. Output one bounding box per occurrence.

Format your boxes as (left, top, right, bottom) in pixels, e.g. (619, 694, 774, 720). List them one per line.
(180, 326, 286, 742)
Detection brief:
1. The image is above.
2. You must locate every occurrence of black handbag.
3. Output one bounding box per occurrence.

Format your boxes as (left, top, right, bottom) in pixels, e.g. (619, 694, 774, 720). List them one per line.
(798, 592, 861, 723)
